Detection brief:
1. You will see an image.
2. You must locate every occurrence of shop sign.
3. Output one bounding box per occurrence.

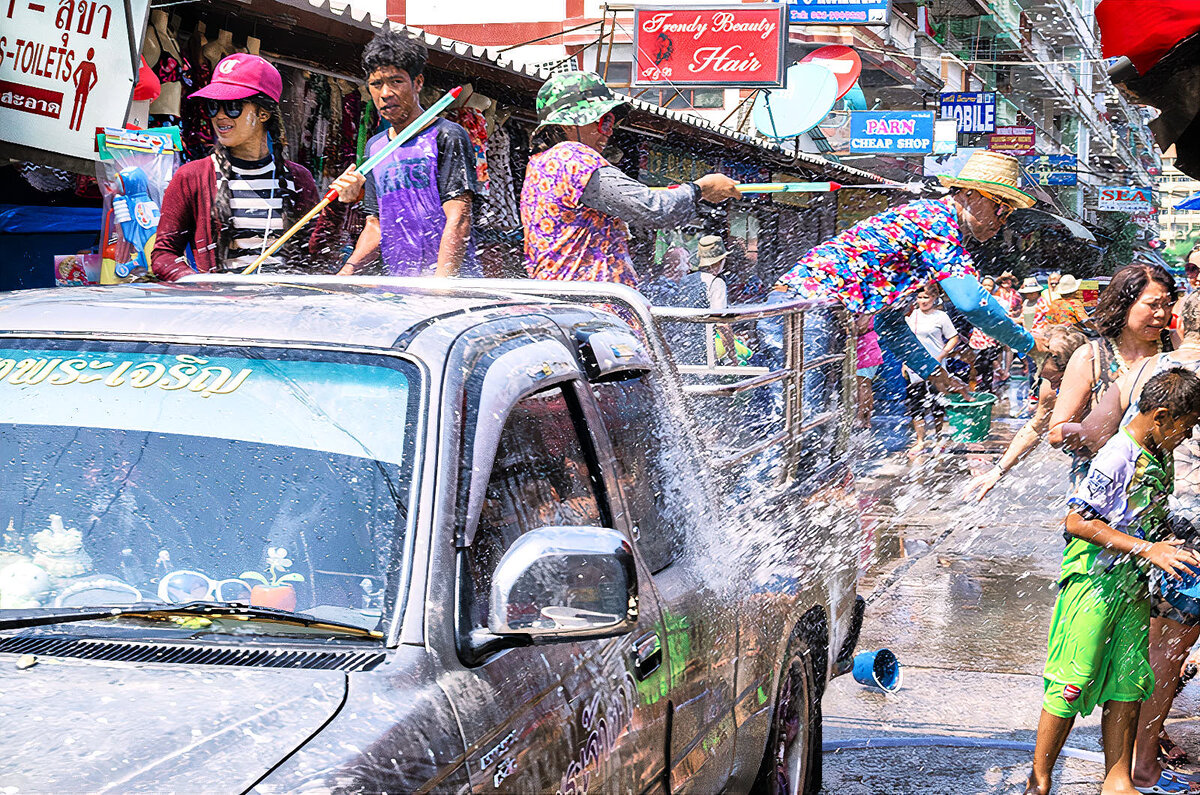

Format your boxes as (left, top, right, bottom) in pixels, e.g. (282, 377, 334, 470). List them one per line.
(849, 111, 935, 154)
(1098, 185, 1154, 212)
(932, 119, 958, 155)
(1, 0, 151, 162)
(1023, 155, 1077, 186)
(789, 0, 890, 26)
(939, 92, 996, 134)
(988, 126, 1035, 156)
(632, 4, 787, 87)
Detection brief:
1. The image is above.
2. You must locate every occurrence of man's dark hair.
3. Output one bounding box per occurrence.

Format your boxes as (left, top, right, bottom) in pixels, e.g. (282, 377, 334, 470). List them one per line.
(1140, 367, 1200, 417)
(363, 29, 427, 80)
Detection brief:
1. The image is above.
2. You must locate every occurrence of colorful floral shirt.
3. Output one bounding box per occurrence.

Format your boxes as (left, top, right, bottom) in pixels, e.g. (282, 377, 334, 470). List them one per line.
(776, 199, 976, 314)
(1033, 295, 1089, 330)
(521, 142, 638, 287)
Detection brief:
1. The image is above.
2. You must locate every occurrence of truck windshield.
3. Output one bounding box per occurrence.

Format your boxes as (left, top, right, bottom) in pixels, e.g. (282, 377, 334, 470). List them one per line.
(0, 342, 418, 635)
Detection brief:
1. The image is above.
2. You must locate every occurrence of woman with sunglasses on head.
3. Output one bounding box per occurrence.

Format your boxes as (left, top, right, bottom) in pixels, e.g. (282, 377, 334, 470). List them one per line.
(152, 54, 332, 279)
(1059, 289, 1200, 795)
(962, 324, 1088, 501)
(776, 150, 1039, 398)
(519, 71, 742, 287)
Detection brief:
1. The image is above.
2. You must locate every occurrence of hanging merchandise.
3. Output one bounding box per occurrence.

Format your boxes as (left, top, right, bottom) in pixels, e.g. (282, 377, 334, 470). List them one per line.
(451, 105, 490, 189)
(480, 121, 519, 230)
(95, 127, 183, 284)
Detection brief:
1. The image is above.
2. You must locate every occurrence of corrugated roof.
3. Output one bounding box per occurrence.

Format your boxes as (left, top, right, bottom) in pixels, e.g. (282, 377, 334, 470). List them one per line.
(274, 0, 888, 183)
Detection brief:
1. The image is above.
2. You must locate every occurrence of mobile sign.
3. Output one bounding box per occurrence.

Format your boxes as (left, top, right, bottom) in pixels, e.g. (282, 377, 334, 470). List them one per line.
(789, 0, 891, 26)
(849, 111, 935, 154)
(633, 5, 787, 88)
(1098, 186, 1154, 212)
(988, 126, 1035, 156)
(939, 92, 996, 134)
(1023, 155, 1077, 186)
(1, 0, 151, 162)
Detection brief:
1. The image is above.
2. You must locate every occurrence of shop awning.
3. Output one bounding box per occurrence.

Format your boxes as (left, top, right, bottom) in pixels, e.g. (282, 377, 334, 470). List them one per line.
(1176, 191, 1200, 210)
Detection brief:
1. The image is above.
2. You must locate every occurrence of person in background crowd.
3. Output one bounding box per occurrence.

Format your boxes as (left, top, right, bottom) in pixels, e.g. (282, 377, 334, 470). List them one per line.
(981, 275, 996, 294)
(968, 275, 1008, 393)
(1044, 271, 1062, 301)
(325, 30, 482, 277)
(904, 285, 959, 455)
(1033, 274, 1089, 331)
(1185, 246, 1200, 292)
(152, 54, 333, 278)
(962, 325, 1088, 501)
(855, 315, 884, 430)
(775, 150, 1039, 400)
(1019, 277, 1043, 333)
(520, 71, 740, 287)
(1050, 263, 1180, 486)
(995, 271, 1023, 379)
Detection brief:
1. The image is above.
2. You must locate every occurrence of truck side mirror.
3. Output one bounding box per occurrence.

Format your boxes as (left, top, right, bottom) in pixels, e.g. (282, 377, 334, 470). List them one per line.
(489, 526, 638, 641)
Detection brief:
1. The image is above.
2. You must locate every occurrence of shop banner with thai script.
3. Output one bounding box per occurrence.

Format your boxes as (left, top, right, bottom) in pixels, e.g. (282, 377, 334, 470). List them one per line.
(1, 0, 150, 162)
(632, 4, 786, 87)
(1098, 185, 1154, 212)
(988, 125, 1035, 156)
(849, 111, 935, 154)
(1023, 154, 1077, 186)
(939, 92, 996, 134)
(789, 0, 890, 25)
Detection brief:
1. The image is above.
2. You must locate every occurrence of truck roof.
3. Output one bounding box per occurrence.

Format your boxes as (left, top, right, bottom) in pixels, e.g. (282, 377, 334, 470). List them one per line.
(0, 279, 556, 350)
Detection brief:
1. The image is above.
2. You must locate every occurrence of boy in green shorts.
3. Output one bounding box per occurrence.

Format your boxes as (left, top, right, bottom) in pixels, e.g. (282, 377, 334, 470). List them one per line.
(1027, 368, 1200, 795)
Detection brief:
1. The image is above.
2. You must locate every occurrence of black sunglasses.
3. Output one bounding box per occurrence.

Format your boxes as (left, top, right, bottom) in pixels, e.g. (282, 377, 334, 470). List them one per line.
(205, 99, 246, 119)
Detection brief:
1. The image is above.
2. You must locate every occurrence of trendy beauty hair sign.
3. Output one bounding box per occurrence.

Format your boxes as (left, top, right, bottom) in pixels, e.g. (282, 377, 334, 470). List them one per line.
(0, 0, 150, 163)
(632, 4, 787, 88)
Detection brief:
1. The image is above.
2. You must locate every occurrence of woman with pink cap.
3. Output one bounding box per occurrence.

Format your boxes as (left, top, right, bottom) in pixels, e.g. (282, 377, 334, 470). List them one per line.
(152, 54, 338, 277)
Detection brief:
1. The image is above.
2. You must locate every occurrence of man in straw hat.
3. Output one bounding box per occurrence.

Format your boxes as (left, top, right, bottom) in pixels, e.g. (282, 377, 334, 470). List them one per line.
(520, 71, 741, 287)
(776, 149, 1042, 397)
(1033, 274, 1090, 331)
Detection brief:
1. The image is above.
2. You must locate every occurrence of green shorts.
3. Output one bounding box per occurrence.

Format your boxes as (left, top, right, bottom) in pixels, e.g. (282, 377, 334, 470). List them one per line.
(1042, 571, 1154, 718)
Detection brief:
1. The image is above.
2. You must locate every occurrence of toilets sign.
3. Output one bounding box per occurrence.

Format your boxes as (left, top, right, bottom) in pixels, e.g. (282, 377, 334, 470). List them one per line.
(939, 92, 996, 134)
(849, 111, 935, 154)
(0, 0, 150, 162)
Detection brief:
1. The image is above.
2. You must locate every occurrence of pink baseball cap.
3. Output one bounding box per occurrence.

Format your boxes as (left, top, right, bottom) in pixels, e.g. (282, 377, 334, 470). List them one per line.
(191, 53, 282, 103)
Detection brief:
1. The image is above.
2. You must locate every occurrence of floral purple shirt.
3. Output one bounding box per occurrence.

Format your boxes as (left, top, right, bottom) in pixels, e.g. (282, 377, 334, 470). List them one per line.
(521, 142, 638, 287)
(776, 198, 977, 313)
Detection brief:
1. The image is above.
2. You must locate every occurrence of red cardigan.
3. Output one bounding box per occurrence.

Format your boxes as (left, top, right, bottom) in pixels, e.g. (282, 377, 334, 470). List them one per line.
(151, 155, 342, 280)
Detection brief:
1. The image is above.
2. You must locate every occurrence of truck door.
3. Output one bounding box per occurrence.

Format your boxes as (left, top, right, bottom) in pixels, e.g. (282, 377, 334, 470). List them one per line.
(432, 321, 671, 794)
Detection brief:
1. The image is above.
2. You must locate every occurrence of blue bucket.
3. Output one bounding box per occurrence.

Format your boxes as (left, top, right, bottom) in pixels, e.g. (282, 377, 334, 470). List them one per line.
(852, 648, 902, 692)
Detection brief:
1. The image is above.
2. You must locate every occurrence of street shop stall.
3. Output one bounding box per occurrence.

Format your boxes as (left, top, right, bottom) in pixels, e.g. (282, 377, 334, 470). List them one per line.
(1, 0, 892, 289)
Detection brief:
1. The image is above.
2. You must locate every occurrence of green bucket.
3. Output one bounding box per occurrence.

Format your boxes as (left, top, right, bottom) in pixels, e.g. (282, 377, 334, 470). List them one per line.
(943, 392, 997, 443)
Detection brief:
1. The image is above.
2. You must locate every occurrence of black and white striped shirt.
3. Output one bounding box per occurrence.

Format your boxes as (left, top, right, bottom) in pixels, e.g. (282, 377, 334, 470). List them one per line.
(222, 154, 294, 271)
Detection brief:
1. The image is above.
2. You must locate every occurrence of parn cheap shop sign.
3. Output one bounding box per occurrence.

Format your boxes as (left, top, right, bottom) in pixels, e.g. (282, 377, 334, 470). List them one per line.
(632, 4, 787, 88)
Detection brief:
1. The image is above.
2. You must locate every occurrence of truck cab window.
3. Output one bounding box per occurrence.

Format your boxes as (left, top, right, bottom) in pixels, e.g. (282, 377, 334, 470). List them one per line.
(468, 385, 603, 628)
(591, 377, 688, 573)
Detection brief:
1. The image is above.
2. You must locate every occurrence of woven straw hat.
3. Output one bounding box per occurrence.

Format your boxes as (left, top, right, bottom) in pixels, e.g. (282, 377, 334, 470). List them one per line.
(1056, 274, 1081, 295)
(938, 150, 1036, 209)
(1018, 277, 1042, 294)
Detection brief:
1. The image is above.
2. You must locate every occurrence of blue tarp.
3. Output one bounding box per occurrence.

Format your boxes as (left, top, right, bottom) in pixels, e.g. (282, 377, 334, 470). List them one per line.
(1176, 192, 1200, 210)
(0, 204, 103, 235)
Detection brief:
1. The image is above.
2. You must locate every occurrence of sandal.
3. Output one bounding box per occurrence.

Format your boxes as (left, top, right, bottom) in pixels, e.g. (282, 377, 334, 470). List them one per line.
(1135, 771, 1200, 794)
(1162, 732, 1191, 766)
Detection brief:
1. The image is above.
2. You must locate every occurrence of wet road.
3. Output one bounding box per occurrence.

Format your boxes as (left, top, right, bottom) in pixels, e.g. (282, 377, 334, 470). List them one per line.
(822, 419, 1200, 793)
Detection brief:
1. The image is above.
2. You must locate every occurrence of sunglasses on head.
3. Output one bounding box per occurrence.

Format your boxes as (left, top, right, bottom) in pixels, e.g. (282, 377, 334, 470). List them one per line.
(205, 99, 247, 119)
(597, 112, 616, 136)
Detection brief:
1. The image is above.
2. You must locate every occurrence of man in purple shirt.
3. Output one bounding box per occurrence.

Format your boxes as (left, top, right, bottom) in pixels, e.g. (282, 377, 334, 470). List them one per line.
(328, 30, 481, 276)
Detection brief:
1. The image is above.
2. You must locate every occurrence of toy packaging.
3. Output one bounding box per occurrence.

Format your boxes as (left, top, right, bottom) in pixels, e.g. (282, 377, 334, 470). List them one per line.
(95, 127, 183, 284)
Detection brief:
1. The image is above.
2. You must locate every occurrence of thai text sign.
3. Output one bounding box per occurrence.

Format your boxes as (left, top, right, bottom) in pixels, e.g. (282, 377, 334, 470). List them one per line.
(789, 0, 890, 25)
(939, 92, 996, 134)
(849, 111, 935, 154)
(988, 126, 1035, 156)
(632, 4, 787, 87)
(1, 0, 150, 162)
(1023, 155, 1077, 186)
(1098, 186, 1154, 212)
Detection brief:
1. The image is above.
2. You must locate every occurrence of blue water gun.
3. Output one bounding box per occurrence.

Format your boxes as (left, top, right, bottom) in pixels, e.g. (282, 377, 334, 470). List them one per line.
(111, 167, 160, 278)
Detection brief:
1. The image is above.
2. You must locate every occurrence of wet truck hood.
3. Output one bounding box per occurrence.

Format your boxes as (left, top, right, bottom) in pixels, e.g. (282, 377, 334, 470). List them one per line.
(0, 655, 346, 792)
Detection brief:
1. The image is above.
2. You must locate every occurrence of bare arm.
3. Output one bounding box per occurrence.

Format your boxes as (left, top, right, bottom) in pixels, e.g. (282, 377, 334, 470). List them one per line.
(1072, 372, 1130, 454)
(434, 195, 472, 278)
(1048, 344, 1095, 448)
(1065, 511, 1200, 579)
(337, 216, 382, 276)
(940, 334, 959, 361)
(963, 380, 1055, 501)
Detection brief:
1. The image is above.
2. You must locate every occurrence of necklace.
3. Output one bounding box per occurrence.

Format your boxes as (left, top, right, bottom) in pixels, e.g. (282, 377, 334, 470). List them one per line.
(1111, 337, 1163, 375)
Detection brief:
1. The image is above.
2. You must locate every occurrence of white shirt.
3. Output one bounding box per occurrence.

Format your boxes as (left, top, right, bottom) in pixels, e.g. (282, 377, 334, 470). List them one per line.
(700, 272, 728, 310)
(904, 308, 957, 383)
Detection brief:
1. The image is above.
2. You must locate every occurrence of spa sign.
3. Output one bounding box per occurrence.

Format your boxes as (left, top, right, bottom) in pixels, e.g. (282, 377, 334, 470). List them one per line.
(632, 4, 787, 88)
(0, 0, 150, 162)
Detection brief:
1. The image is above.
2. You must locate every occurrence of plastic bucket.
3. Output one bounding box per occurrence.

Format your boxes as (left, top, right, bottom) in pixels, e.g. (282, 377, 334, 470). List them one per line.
(852, 648, 902, 692)
(943, 392, 997, 443)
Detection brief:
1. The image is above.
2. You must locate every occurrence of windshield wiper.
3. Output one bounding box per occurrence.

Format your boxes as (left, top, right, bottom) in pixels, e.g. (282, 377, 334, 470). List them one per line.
(0, 601, 382, 638)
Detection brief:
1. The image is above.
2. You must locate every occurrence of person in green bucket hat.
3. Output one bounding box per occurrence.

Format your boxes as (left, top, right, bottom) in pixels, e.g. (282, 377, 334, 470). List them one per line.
(521, 71, 742, 288)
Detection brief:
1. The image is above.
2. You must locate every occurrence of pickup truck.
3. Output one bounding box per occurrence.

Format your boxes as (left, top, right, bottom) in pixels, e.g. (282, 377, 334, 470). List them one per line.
(0, 276, 864, 794)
